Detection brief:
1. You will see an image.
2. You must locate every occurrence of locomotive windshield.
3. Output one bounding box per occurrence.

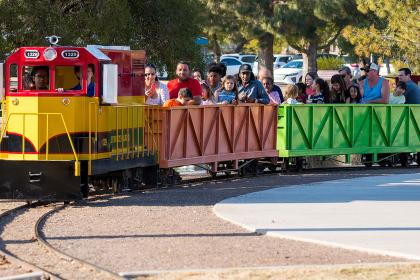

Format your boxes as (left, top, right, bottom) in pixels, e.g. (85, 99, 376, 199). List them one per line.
(22, 65, 49, 90)
(55, 66, 83, 91)
(18, 65, 95, 96)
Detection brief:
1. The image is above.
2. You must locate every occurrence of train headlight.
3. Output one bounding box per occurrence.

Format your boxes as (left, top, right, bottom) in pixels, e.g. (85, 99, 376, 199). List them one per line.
(43, 47, 57, 61)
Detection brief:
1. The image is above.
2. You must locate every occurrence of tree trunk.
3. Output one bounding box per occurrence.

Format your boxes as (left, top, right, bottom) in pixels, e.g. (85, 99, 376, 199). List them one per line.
(303, 40, 318, 77)
(233, 37, 248, 53)
(258, 32, 274, 77)
(385, 57, 390, 74)
(211, 33, 222, 62)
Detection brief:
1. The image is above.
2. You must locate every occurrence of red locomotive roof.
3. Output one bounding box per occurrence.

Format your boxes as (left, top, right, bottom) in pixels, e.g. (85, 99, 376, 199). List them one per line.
(7, 46, 98, 65)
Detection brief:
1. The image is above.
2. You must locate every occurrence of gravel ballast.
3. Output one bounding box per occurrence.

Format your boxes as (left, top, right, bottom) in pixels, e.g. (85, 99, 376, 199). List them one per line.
(41, 168, 415, 274)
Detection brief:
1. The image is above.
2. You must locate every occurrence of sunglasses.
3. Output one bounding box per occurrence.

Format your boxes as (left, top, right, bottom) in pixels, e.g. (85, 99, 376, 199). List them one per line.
(145, 73, 156, 77)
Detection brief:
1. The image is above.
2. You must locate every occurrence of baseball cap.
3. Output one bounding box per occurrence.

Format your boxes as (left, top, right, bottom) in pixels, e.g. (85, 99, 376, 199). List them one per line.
(338, 66, 352, 75)
(239, 63, 252, 73)
(361, 63, 379, 72)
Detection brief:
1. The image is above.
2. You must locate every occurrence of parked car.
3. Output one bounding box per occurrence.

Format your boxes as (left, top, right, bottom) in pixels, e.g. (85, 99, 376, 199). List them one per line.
(379, 63, 395, 76)
(252, 54, 293, 76)
(273, 59, 303, 84)
(220, 57, 243, 76)
(220, 54, 256, 64)
(341, 55, 361, 79)
(156, 66, 169, 80)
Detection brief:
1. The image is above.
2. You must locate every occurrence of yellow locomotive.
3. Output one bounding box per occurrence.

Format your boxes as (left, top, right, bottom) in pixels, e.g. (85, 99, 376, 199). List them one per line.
(0, 39, 159, 200)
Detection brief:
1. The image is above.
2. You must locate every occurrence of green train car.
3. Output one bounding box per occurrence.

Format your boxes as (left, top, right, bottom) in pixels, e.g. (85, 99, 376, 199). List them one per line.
(277, 104, 420, 166)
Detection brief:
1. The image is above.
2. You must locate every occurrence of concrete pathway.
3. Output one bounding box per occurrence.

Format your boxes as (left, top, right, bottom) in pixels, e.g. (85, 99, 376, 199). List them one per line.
(214, 173, 420, 260)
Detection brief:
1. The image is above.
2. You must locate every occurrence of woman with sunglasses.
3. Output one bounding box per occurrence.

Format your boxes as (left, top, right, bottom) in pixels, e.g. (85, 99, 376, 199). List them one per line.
(144, 64, 169, 105)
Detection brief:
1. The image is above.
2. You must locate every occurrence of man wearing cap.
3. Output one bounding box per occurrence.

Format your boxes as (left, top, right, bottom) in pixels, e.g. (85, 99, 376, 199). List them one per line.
(359, 63, 389, 104)
(339, 66, 358, 89)
(237, 64, 269, 104)
(398, 68, 420, 104)
(167, 61, 202, 105)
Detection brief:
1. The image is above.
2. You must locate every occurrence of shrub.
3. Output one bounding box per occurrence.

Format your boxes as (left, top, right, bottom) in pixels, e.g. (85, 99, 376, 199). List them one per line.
(317, 57, 345, 70)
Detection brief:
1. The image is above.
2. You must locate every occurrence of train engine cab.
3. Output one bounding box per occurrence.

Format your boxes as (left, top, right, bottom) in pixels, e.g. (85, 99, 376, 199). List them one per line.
(0, 43, 151, 200)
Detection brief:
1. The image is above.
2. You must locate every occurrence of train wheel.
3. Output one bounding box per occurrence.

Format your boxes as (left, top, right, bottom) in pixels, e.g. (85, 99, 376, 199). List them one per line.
(378, 161, 387, 167)
(280, 158, 289, 172)
(208, 170, 217, 178)
(399, 153, 409, 167)
(111, 178, 121, 194)
(241, 161, 258, 176)
(143, 165, 159, 187)
(362, 154, 373, 167)
(295, 157, 306, 172)
(80, 184, 89, 198)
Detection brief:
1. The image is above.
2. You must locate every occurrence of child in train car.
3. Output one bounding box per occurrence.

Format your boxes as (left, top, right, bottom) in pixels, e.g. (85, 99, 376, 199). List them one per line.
(347, 85, 361, 103)
(304, 72, 317, 98)
(71, 64, 95, 97)
(329, 74, 348, 103)
(201, 83, 215, 105)
(389, 81, 406, 104)
(163, 88, 193, 107)
(260, 76, 283, 105)
(307, 78, 328, 104)
(215, 75, 238, 104)
(282, 84, 301, 104)
(295, 82, 307, 103)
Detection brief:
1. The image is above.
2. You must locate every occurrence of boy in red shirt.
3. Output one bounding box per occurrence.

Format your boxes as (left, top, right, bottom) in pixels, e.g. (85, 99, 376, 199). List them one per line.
(163, 88, 193, 107)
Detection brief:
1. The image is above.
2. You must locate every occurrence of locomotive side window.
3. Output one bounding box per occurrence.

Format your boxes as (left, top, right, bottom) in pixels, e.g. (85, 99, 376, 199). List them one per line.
(9, 64, 18, 92)
(22, 66, 49, 90)
(55, 66, 82, 91)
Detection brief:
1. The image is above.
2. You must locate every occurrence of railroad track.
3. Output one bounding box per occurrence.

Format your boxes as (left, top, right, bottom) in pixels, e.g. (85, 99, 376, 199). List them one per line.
(0, 202, 52, 279)
(0, 164, 418, 279)
(0, 199, 124, 280)
(177, 164, 420, 187)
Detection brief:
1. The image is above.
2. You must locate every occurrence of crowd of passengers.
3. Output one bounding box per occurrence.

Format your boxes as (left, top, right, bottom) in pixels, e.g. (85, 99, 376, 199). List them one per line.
(144, 60, 420, 107)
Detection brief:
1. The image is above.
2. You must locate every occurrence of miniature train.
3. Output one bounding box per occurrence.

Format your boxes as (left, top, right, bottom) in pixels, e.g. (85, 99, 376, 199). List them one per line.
(1, 41, 419, 200)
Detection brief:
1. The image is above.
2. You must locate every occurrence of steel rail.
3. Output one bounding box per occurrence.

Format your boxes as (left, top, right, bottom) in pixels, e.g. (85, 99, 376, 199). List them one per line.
(34, 203, 125, 280)
(0, 202, 52, 279)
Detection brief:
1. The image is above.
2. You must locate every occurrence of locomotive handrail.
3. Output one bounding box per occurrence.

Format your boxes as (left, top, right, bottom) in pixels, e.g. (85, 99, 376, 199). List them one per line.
(87, 103, 160, 175)
(0, 112, 80, 176)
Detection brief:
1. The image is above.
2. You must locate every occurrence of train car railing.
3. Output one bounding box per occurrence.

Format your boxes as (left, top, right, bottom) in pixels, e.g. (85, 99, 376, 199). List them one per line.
(278, 104, 420, 159)
(87, 103, 160, 174)
(0, 112, 80, 176)
(159, 104, 278, 168)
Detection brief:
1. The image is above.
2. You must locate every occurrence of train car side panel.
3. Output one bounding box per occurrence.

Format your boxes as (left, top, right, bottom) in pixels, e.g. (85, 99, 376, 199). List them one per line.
(278, 104, 420, 157)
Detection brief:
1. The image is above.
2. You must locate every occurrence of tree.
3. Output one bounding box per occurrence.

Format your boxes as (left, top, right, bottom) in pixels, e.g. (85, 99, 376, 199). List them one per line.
(0, 0, 206, 76)
(0, 0, 134, 59)
(272, 0, 364, 74)
(200, 0, 252, 63)
(202, 0, 275, 75)
(342, 0, 420, 72)
(128, 0, 205, 76)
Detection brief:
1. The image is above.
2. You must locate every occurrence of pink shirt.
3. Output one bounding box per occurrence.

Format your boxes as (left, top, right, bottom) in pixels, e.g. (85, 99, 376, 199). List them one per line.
(268, 91, 281, 105)
(306, 87, 316, 96)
